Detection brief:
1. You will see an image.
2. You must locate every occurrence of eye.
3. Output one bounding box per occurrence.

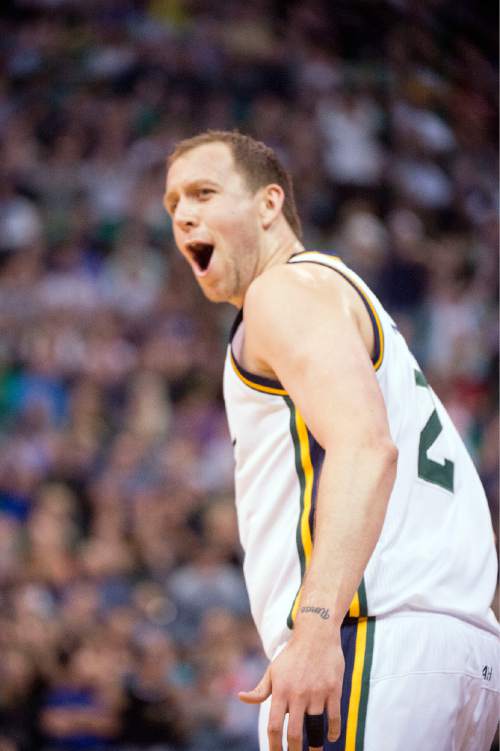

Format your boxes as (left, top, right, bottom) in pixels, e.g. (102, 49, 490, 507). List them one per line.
(197, 188, 215, 200)
(167, 200, 178, 215)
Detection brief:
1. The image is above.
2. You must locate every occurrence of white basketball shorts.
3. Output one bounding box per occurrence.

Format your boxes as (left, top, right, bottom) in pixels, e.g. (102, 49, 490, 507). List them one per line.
(258, 611, 500, 750)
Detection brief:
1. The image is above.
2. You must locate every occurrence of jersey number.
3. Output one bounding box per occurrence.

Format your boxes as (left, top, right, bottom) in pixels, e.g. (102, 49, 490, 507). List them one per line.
(415, 370, 454, 492)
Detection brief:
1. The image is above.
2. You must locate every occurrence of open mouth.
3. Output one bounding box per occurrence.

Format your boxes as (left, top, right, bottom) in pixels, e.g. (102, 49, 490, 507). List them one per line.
(186, 241, 215, 273)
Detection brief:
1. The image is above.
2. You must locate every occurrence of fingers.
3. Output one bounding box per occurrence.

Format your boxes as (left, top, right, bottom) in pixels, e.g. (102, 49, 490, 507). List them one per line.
(238, 665, 272, 704)
(286, 699, 307, 751)
(242, 654, 342, 749)
(326, 692, 341, 743)
(267, 695, 287, 751)
(305, 700, 325, 751)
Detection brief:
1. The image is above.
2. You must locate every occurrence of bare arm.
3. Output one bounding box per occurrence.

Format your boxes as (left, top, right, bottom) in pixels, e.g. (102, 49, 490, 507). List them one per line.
(238, 264, 397, 750)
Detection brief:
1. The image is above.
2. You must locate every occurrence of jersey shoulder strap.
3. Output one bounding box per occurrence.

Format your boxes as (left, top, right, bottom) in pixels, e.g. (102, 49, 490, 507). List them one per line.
(287, 250, 385, 371)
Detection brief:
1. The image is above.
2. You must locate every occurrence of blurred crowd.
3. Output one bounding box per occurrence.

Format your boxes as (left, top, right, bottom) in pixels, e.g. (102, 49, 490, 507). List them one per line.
(0, 1, 498, 749)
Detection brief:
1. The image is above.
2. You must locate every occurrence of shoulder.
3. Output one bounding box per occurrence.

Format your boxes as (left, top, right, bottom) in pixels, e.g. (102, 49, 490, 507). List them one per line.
(242, 259, 376, 367)
(243, 260, 358, 333)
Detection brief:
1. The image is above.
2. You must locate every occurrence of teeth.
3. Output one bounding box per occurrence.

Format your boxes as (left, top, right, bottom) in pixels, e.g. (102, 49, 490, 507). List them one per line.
(187, 241, 210, 250)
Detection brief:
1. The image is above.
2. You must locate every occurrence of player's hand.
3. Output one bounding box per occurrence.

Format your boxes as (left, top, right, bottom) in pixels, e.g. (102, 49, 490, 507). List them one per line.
(238, 629, 344, 750)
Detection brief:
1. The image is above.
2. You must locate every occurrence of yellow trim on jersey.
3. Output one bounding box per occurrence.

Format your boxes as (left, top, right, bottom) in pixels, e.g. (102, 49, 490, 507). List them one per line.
(229, 352, 288, 396)
(296, 409, 314, 563)
(348, 590, 360, 618)
(288, 411, 362, 625)
(345, 616, 368, 749)
(289, 252, 385, 371)
(289, 408, 314, 623)
(368, 298, 384, 371)
(290, 251, 341, 262)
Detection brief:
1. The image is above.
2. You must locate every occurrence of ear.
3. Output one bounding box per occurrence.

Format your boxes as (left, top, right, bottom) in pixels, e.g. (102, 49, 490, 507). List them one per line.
(258, 184, 285, 230)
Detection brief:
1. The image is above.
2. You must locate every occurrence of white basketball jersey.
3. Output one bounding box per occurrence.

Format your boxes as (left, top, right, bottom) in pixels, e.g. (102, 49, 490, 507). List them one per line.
(223, 251, 498, 659)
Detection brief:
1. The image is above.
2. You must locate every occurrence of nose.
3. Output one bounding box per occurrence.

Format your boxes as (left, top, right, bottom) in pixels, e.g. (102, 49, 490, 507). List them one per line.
(174, 198, 199, 232)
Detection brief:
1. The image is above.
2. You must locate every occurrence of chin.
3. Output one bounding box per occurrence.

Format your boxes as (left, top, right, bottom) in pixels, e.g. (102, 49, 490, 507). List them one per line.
(199, 283, 230, 304)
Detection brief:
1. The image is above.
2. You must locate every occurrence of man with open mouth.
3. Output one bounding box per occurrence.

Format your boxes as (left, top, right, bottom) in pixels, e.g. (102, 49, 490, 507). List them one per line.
(164, 130, 499, 751)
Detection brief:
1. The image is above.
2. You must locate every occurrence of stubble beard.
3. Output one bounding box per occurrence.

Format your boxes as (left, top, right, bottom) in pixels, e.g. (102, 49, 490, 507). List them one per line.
(198, 257, 240, 305)
(201, 232, 258, 306)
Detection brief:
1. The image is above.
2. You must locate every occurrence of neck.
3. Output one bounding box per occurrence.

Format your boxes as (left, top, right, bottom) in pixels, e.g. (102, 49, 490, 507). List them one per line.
(258, 236, 305, 276)
(228, 230, 305, 309)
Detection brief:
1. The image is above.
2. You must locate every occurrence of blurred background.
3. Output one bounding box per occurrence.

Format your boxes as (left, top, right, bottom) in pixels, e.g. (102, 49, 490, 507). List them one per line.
(0, 1, 497, 749)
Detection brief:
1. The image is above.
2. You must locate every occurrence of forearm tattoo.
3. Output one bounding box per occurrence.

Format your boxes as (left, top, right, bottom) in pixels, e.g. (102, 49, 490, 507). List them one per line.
(300, 606, 330, 620)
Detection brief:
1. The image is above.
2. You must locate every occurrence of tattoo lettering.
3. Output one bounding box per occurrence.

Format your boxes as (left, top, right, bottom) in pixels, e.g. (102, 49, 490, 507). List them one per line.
(300, 606, 330, 620)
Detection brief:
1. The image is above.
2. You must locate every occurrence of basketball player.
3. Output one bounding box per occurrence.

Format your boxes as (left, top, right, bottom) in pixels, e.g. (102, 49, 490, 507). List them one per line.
(164, 131, 499, 751)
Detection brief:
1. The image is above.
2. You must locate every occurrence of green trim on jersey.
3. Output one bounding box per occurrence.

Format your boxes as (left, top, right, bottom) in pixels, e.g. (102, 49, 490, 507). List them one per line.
(284, 394, 371, 628)
(358, 578, 368, 617)
(284, 396, 307, 629)
(355, 617, 376, 750)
